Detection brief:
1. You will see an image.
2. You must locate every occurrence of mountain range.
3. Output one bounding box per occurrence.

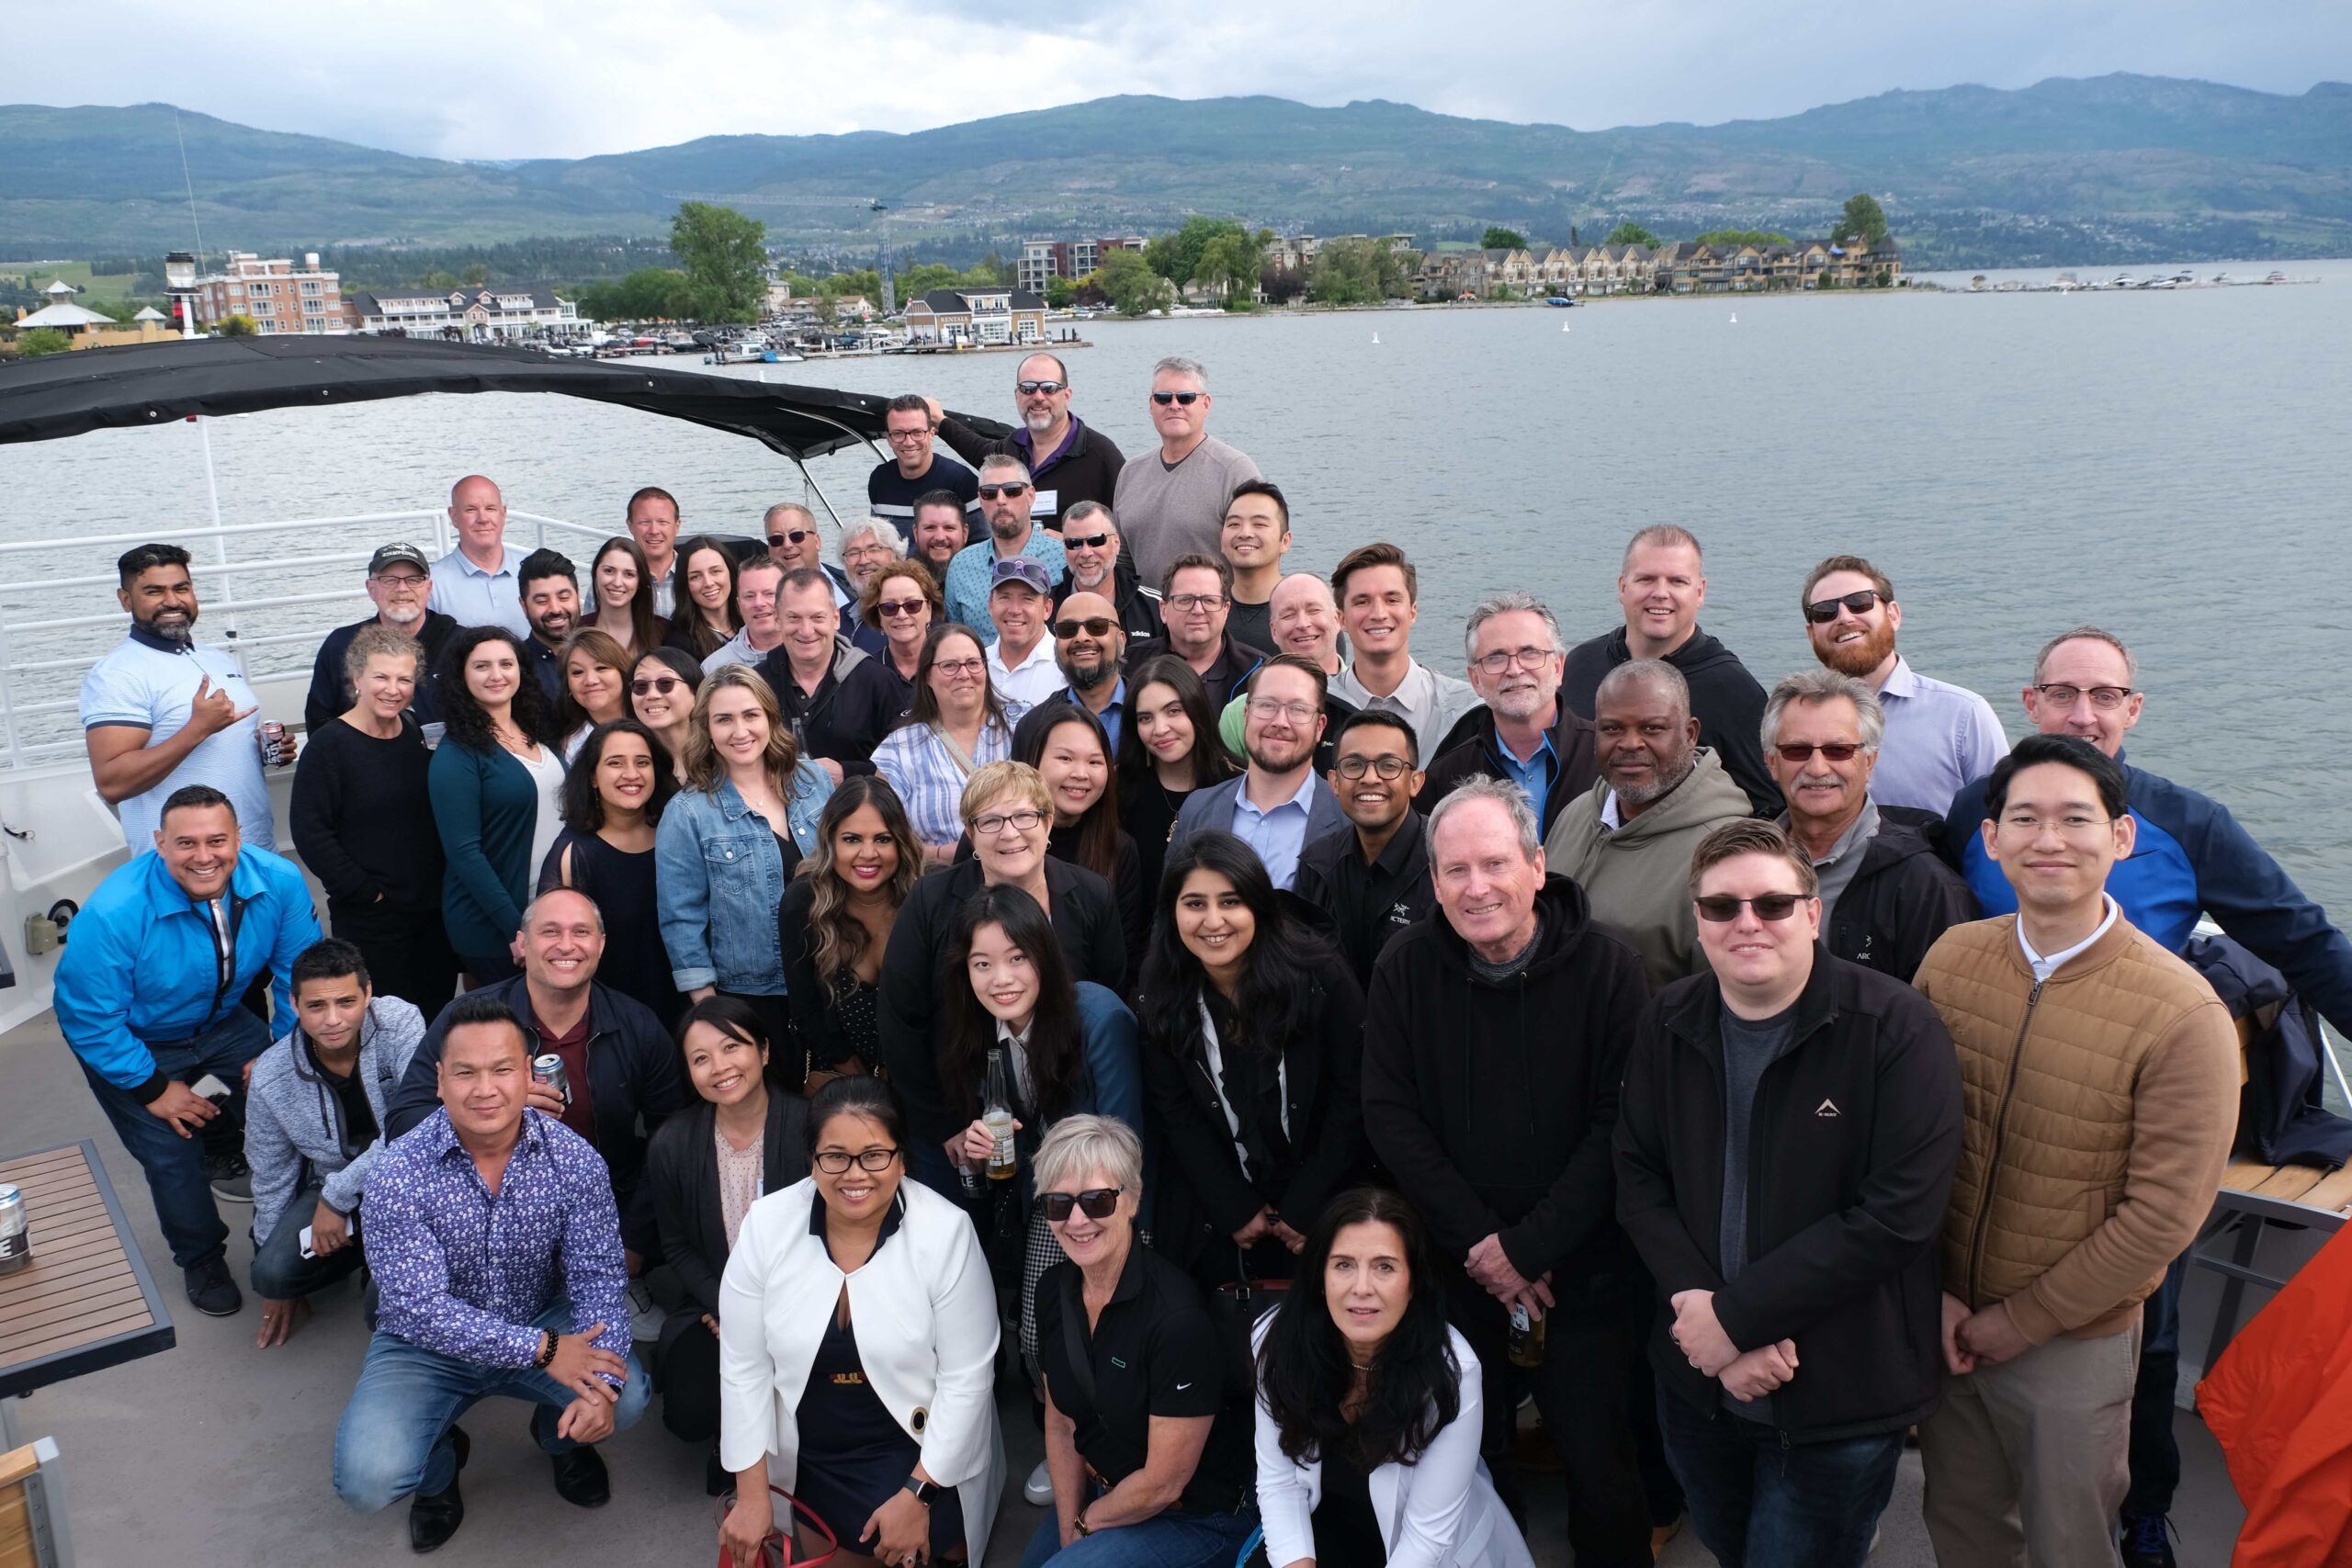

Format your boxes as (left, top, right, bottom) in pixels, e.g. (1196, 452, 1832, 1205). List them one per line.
(5, 74, 2348, 268)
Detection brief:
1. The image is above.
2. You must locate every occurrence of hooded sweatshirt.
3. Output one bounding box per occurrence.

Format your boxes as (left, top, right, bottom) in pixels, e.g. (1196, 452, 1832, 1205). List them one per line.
(1561, 624, 1781, 816)
(754, 636, 902, 775)
(1543, 746, 1756, 991)
(1361, 874, 1651, 1284)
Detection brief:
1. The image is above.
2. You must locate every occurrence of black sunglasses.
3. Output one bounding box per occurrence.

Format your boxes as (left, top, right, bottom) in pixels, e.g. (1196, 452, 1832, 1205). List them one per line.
(1773, 742, 1863, 762)
(630, 676, 685, 695)
(1053, 616, 1116, 639)
(1039, 1187, 1123, 1223)
(978, 482, 1032, 500)
(1694, 894, 1813, 922)
(1065, 533, 1112, 549)
(875, 598, 928, 619)
(1804, 589, 1886, 624)
(768, 529, 814, 547)
(1016, 378, 1067, 395)
(1150, 390, 1204, 406)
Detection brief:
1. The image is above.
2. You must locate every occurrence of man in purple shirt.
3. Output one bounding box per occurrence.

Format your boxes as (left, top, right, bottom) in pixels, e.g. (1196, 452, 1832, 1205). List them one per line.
(333, 990, 648, 1552)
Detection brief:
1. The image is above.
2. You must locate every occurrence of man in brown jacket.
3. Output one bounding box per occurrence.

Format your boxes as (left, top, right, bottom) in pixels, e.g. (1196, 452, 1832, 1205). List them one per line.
(1913, 734, 2237, 1567)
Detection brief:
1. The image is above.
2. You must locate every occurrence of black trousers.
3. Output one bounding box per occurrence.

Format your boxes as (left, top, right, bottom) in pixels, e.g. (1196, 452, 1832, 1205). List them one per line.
(657, 1314, 721, 1445)
(337, 906, 459, 1021)
(1448, 1269, 1653, 1568)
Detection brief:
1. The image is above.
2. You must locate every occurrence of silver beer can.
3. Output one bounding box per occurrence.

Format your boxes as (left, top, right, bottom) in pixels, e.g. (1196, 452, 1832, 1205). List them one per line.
(257, 719, 288, 767)
(532, 1054, 571, 1108)
(0, 1183, 28, 1275)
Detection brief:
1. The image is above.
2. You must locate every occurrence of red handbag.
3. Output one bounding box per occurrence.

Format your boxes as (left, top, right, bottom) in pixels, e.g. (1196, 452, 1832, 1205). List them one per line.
(714, 1484, 839, 1568)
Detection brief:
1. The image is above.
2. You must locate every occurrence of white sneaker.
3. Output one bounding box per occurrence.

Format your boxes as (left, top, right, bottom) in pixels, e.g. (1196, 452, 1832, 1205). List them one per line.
(1023, 1459, 1054, 1506)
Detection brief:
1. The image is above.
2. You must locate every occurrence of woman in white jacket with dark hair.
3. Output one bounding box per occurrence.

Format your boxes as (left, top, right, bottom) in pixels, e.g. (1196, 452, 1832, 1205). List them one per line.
(717, 1075, 1005, 1568)
(1252, 1187, 1534, 1568)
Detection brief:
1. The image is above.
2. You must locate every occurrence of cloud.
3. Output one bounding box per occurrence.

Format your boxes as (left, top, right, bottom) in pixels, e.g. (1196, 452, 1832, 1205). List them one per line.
(40, 0, 2352, 158)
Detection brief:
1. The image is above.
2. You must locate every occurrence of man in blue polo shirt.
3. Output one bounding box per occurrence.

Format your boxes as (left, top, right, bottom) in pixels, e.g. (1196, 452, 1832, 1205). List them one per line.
(426, 474, 530, 637)
(54, 784, 322, 1317)
(941, 453, 1066, 641)
(1944, 624, 2352, 1568)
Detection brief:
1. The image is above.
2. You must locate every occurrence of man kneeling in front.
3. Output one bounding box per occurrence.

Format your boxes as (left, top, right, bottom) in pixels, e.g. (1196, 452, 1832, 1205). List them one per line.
(334, 990, 649, 1552)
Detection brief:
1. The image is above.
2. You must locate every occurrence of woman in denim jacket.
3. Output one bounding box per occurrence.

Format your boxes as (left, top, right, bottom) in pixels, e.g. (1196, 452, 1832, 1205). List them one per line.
(657, 665, 832, 1052)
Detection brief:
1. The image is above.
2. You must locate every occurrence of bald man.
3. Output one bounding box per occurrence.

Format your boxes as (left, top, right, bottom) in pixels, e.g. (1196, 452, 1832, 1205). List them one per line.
(1011, 589, 1131, 755)
(427, 475, 531, 637)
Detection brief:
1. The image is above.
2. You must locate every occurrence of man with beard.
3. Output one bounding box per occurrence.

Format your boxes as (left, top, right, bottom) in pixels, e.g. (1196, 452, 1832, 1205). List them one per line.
(1216, 572, 1356, 771)
(941, 453, 1067, 640)
(1544, 660, 1752, 989)
(910, 490, 973, 584)
(84, 542, 281, 851)
(1011, 589, 1130, 753)
(1166, 655, 1349, 889)
(1051, 501, 1161, 639)
(1801, 555, 2006, 817)
(867, 392, 981, 546)
(1420, 591, 1598, 837)
(515, 549, 582, 703)
(427, 474, 531, 637)
(304, 541, 459, 734)
(930, 353, 1125, 536)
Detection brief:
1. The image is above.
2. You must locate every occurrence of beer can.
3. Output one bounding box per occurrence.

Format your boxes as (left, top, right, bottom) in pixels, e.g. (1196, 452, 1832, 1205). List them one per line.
(0, 1183, 28, 1275)
(532, 1054, 571, 1108)
(257, 719, 288, 767)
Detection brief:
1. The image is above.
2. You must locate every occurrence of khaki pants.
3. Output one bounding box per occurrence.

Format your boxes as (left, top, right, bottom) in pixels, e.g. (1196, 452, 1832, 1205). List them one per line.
(1918, 1317, 2141, 1567)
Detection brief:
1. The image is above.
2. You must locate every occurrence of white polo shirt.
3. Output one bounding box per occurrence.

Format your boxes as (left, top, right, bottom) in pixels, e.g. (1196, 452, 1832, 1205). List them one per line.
(986, 635, 1063, 712)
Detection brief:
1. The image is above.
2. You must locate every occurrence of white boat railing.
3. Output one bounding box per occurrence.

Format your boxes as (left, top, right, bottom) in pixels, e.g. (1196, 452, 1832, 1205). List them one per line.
(0, 508, 607, 770)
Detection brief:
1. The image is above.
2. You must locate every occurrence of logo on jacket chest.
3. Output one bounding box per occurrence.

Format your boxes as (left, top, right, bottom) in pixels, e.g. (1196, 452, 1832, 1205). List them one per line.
(1815, 1099, 1842, 1118)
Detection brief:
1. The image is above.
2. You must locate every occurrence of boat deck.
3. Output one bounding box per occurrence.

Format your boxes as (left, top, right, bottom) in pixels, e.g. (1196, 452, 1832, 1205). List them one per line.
(0, 1007, 2251, 1566)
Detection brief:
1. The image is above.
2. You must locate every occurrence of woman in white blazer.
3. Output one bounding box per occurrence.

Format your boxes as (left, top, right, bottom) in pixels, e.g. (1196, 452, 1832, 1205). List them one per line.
(1252, 1188, 1535, 1568)
(717, 1077, 1005, 1568)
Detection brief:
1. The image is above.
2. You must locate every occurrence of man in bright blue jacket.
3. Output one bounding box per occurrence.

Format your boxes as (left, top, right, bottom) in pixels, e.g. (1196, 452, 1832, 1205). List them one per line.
(55, 784, 322, 1319)
(1942, 626, 2352, 1568)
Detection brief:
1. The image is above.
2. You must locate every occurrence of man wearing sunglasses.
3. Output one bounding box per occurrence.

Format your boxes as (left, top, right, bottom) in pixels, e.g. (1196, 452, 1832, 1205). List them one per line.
(763, 503, 860, 626)
(1112, 356, 1263, 588)
(1011, 589, 1129, 755)
(1295, 709, 1432, 989)
(866, 392, 981, 547)
(928, 353, 1126, 536)
(1049, 500, 1161, 639)
(941, 453, 1067, 642)
(1615, 818, 1962, 1568)
(1763, 670, 1975, 983)
(1419, 591, 1598, 838)
(1800, 555, 2007, 817)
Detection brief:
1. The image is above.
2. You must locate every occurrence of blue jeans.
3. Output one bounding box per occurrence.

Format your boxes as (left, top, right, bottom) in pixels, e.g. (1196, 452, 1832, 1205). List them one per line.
(249, 1184, 366, 1301)
(1018, 1492, 1259, 1568)
(77, 1008, 272, 1269)
(333, 1302, 651, 1512)
(2125, 1250, 2188, 1519)
(1657, 1387, 1904, 1568)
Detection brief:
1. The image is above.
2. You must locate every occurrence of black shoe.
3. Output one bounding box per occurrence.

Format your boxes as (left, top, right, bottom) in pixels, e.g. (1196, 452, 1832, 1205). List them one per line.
(551, 1443, 611, 1507)
(408, 1427, 470, 1554)
(2120, 1513, 2177, 1568)
(205, 1147, 253, 1203)
(706, 1442, 730, 1497)
(184, 1258, 242, 1316)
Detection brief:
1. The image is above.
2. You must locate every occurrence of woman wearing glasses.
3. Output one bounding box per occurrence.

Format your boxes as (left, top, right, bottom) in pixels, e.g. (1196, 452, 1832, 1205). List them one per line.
(872, 622, 1015, 869)
(1138, 831, 1366, 1289)
(1015, 705, 1147, 983)
(717, 1076, 1004, 1568)
(588, 535, 667, 656)
(627, 647, 703, 780)
(779, 776, 922, 1094)
(856, 558, 940, 716)
(665, 536, 743, 662)
(1024, 1115, 1261, 1568)
(1118, 655, 1238, 900)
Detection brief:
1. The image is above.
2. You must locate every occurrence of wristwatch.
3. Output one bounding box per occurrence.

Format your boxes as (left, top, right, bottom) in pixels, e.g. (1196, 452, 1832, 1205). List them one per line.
(902, 1476, 941, 1507)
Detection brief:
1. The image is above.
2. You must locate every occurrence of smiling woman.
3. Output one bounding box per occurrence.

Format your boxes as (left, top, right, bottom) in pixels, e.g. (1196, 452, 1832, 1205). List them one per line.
(538, 716, 684, 1029)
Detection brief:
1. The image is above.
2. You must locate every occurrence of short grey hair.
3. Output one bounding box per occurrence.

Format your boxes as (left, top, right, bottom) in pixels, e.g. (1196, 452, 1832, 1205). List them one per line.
(838, 516, 900, 561)
(518, 885, 605, 934)
(978, 451, 1032, 483)
(1426, 775, 1543, 862)
(1034, 1113, 1144, 1199)
(1152, 355, 1208, 389)
(2033, 625, 2137, 685)
(1594, 658, 1690, 718)
(1761, 669, 1883, 750)
(763, 501, 817, 532)
(1462, 591, 1565, 664)
(1063, 499, 1117, 535)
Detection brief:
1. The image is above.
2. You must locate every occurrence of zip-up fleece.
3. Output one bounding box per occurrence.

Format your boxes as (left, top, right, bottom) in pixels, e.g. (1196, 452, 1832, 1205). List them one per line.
(1361, 874, 1650, 1284)
(1916, 915, 2238, 1345)
(244, 997, 426, 1245)
(753, 637, 903, 777)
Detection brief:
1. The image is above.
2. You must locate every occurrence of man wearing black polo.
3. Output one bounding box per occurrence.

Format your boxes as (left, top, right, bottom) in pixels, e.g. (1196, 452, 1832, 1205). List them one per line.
(1296, 710, 1433, 990)
(929, 355, 1125, 536)
(305, 543, 458, 733)
(867, 393, 982, 546)
(516, 549, 581, 705)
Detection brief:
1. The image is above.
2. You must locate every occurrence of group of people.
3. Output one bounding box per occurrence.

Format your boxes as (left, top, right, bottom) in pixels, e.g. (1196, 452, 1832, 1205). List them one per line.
(51, 353, 2352, 1568)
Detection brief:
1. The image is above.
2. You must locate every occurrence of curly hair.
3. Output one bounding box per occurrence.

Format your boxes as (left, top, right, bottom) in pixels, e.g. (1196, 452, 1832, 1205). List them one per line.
(436, 626, 560, 754)
(802, 774, 922, 995)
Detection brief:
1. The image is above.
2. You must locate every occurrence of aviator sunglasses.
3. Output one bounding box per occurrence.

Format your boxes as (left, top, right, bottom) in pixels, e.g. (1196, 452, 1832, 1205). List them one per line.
(1694, 893, 1813, 922)
(1039, 1187, 1123, 1223)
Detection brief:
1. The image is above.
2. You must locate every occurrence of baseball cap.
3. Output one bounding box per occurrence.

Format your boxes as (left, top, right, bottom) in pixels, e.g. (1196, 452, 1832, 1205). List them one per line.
(989, 558, 1052, 597)
(368, 542, 431, 574)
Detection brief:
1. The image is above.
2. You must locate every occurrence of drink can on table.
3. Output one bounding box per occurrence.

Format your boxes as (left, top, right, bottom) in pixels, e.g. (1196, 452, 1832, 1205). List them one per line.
(532, 1054, 571, 1109)
(0, 1183, 28, 1275)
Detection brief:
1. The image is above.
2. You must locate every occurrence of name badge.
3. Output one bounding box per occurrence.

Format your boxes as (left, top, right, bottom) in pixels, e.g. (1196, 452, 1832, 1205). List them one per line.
(1029, 488, 1059, 518)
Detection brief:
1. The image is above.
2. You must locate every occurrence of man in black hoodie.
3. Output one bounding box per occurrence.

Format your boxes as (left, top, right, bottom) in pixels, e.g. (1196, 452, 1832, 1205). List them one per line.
(1361, 776, 1654, 1568)
(1561, 525, 1781, 816)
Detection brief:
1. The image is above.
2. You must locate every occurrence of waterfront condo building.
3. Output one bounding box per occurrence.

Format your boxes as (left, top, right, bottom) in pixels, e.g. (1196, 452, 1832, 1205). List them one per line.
(191, 251, 348, 335)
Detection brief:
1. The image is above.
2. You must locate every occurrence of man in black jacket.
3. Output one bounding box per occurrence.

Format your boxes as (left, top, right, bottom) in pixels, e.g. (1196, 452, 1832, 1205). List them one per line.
(1614, 818, 1962, 1568)
(1764, 669, 1976, 981)
(1295, 710, 1431, 989)
(752, 568, 903, 779)
(387, 888, 686, 1267)
(1561, 525, 1780, 816)
(927, 355, 1125, 536)
(1361, 777, 1654, 1568)
(1051, 501, 1162, 639)
(1419, 590, 1599, 836)
(306, 542, 459, 733)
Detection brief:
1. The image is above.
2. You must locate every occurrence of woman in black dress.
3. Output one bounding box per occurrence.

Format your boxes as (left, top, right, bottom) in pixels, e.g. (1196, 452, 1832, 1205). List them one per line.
(538, 717, 684, 1028)
(778, 774, 922, 1096)
(1117, 654, 1237, 900)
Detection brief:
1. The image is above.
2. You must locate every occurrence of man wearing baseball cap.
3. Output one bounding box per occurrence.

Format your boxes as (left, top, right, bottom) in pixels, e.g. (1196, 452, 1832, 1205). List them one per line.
(304, 543, 459, 733)
(984, 558, 1064, 710)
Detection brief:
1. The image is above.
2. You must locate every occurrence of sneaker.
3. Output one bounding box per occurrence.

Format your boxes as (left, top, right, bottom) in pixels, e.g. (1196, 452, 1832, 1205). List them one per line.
(206, 1149, 254, 1204)
(1023, 1458, 1054, 1506)
(184, 1258, 242, 1316)
(2120, 1513, 2177, 1568)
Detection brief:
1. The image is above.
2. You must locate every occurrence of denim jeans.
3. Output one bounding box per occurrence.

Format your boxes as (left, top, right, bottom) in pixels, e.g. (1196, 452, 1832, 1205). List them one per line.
(77, 1008, 272, 1269)
(1017, 1491, 1259, 1568)
(2125, 1250, 2188, 1519)
(1657, 1387, 1905, 1568)
(333, 1301, 651, 1512)
(248, 1184, 366, 1301)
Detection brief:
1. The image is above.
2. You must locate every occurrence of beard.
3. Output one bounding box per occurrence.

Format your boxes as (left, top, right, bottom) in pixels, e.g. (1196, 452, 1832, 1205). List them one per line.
(1245, 735, 1316, 774)
(138, 606, 195, 647)
(1817, 619, 1896, 678)
(1066, 655, 1116, 691)
(989, 513, 1026, 542)
(1023, 408, 1057, 434)
(1613, 750, 1694, 808)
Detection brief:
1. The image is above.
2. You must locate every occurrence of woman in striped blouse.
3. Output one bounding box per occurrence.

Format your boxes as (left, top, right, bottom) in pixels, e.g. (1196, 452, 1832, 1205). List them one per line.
(872, 621, 1017, 870)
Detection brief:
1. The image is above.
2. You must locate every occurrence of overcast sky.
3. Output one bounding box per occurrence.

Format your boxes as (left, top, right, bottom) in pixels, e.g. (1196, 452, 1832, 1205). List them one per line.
(34, 0, 2352, 159)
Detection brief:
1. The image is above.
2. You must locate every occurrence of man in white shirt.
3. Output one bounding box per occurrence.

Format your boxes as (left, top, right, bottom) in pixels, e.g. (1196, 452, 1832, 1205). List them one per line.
(984, 559, 1063, 711)
(1328, 541, 1481, 761)
(426, 474, 530, 637)
(701, 558, 789, 674)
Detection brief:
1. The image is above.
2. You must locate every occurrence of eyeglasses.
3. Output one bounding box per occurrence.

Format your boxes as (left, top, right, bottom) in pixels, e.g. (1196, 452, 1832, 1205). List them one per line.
(1694, 893, 1814, 922)
(1246, 698, 1317, 724)
(884, 426, 933, 444)
(768, 530, 814, 547)
(813, 1148, 900, 1175)
(1773, 741, 1865, 763)
(1804, 589, 1887, 624)
(933, 657, 986, 677)
(971, 808, 1046, 836)
(1015, 379, 1067, 396)
(1471, 646, 1555, 675)
(1336, 754, 1412, 780)
(875, 598, 928, 619)
(1065, 533, 1112, 549)
(371, 572, 428, 588)
(630, 676, 685, 696)
(1053, 617, 1116, 639)
(1167, 592, 1227, 613)
(1150, 390, 1204, 406)
(1039, 1187, 1122, 1223)
(978, 483, 1032, 500)
(2031, 683, 2136, 710)
(844, 542, 895, 559)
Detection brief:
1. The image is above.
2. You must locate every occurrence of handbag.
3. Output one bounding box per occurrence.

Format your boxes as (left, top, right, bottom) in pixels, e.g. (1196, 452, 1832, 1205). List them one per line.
(713, 1483, 839, 1568)
(1207, 1244, 1285, 1409)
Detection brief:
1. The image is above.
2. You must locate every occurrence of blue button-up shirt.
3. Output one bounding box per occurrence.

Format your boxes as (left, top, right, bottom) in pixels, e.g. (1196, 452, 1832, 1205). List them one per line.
(1495, 728, 1558, 828)
(1232, 770, 1319, 891)
(1871, 656, 2008, 817)
(363, 1106, 631, 1379)
(942, 530, 1067, 645)
(428, 544, 530, 637)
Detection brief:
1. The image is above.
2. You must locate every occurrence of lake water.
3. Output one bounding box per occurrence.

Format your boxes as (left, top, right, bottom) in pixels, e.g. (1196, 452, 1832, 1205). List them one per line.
(6, 261, 2351, 912)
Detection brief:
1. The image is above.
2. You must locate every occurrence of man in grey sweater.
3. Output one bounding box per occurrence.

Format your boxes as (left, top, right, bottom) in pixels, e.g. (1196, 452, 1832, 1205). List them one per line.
(244, 938, 426, 1348)
(1113, 355, 1262, 587)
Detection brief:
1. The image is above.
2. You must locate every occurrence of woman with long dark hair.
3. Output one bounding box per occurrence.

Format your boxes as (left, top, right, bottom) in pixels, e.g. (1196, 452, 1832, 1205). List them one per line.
(539, 717, 684, 1029)
(1119, 654, 1237, 898)
(628, 645, 702, 779)
(1014, 705, 1146, 975)
(588, 535, 665, 656)
(1137, 830, 1367, 1286)
(664, 536, 742, 661)
(872, 622, 1014, 867)
(778, 774, 920, 1095)
(427, 625, 565, 984)
(1253, 1188, 1532, 1568)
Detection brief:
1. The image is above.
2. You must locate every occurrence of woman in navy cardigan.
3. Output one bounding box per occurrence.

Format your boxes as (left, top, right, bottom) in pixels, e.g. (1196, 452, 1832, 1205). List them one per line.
(426, 626, 568, 982)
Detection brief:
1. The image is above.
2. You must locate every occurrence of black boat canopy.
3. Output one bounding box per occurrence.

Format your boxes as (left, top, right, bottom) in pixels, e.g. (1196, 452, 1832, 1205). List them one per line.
(0, 334, 1009, 459)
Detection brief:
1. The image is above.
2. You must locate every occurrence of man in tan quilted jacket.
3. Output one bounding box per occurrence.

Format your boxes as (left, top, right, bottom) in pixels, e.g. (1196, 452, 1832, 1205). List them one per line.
(1913, 734, 2237, 1567)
